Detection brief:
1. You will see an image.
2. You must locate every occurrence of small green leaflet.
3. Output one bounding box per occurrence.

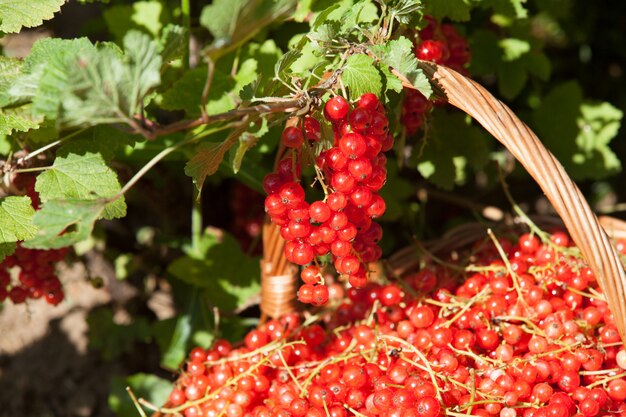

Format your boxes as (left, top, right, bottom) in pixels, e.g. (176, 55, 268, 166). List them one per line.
(35, 152, 126, 220)
(22, 199, 104, 249)
(231, 119, 269, 174)
(341, 54, 383, 100)
(0, 0, 64, 33)
(0, 196, 37, 261)
(369, 37, 432, 98)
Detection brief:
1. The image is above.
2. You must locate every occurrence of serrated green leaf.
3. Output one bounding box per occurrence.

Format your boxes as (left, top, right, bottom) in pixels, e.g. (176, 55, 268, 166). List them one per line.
(341, 54, 383, 100)
(387, 0, 424, 25)
(275, 49, 302, 79)
(499, 38, 531, 61)
(308, 22, 341, 48)
(0, 197, 37, 249)
(103, 1, 165, 43)
(423, 0, 472, 21)
(168, 229, 260, 311)
(57, 31, 161, 127)
(312, 3, 341, 29)
(23, 199, 104, 249)
(7, 38, 95, 117)
(369, 37, 432, 97)
(0, 57, 22, 106)
(159, 24, 187, 65)
(0, 105, 42, 136)
(0, 0, 64, 33)
(35, 152, 126, 220)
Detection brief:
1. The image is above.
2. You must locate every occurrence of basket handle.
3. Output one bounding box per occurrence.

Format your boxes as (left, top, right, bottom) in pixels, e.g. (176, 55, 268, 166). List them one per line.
(420, 62, 626, 347)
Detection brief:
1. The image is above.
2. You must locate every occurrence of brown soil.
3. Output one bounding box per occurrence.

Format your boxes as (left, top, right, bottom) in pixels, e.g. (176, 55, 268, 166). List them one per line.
(0, 253, 158, 417)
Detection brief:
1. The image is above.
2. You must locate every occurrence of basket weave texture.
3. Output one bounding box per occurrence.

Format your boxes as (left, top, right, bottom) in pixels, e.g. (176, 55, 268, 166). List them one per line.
(260, 62, 626, 347)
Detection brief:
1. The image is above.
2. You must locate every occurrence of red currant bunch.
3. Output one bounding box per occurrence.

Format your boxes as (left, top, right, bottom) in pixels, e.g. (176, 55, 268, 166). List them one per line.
(263, 93, 392, 305)
(401, 17, 472, 137)
(0, 244, 68, 306)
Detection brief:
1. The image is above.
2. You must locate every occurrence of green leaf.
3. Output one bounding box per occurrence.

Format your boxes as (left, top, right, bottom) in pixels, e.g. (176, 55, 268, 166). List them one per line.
(423, 0, 472, 21)
(0, 105, 42, 136)
(499, 38, 531, 61)
(0, 0, 64, 33)
(56, 125, 139, 162)
(341, 54, 383, 100)
(469, 30, 549, 100)
(161, 67, 237, 117)
(109, 373, 171, 417)
(200, 0, 297, 58)
(158, 296, 195, 369)
(532, 81, 623, 180)
(413, 112, 489, 189)
(185, 138, 238, 191)
(103, 1, 166, 43)
(275, 49, 302, 80)
(23, 199, 105, 249)
(35, 152, 126, 219)
(58, 31, 161, 127)
(369, 37, 432, 98)
(11, 38, 97, 119)
(0, 57, 23, 106)
(168, 229, 261, 311)
(232, 127, 266, 174)
(308, 22, 341, 48)
(0, 242, 17, 262)
(0, 196, 37, 261)
(387, 0, 424, 25)
(498, 61, 528, 99)
(159, 24, 187, 65)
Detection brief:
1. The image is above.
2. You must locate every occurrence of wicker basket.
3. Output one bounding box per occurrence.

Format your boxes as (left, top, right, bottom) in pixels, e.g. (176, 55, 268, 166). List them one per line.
(259, 62, 626, 346)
